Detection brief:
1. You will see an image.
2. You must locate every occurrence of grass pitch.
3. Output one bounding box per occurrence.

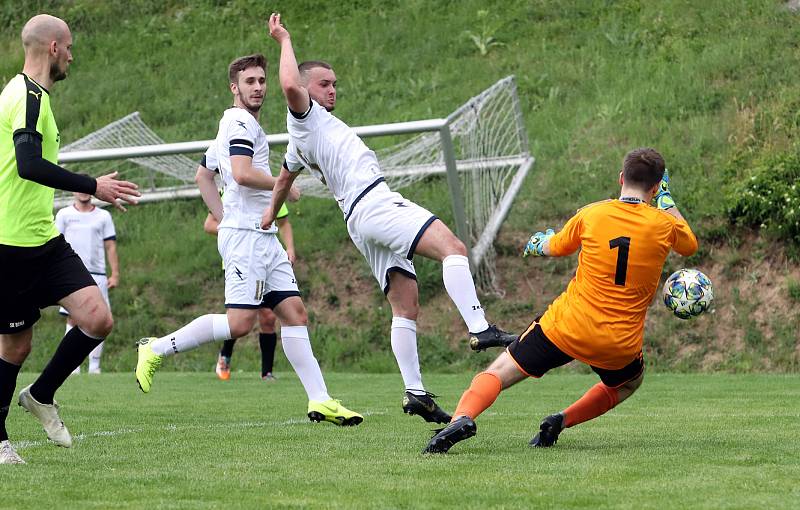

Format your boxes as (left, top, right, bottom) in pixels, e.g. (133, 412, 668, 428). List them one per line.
(2, 372, 798, 509)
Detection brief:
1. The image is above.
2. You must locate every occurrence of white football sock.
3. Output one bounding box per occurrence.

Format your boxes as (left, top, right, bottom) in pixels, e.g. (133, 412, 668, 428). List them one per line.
(88, 341, 103, 372)
(281, 326, 330, 402)
(151, 314, 231, 356)
(391, 317, 425, 395)
(442, 255, 489, 333)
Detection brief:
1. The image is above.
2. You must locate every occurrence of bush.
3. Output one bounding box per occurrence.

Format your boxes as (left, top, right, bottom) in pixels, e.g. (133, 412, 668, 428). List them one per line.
(727, 149, 800, 245)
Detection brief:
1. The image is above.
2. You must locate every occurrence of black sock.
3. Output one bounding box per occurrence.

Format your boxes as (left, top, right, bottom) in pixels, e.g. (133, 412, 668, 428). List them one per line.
(30, 327, 103, 405)
(0, 357, 23, 442)
(220, 339, 236, 358)
(259, 333, 277, 376)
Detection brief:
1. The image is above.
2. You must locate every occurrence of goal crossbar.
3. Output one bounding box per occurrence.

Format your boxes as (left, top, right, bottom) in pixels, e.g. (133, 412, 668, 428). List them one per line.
(56, 76, 533, 294)
(58, 119, 449, 164)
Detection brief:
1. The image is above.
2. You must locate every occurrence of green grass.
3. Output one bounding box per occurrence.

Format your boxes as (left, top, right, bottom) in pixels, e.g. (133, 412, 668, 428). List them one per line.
(1, 1, 800, 371)
(2, 372, 799, 509)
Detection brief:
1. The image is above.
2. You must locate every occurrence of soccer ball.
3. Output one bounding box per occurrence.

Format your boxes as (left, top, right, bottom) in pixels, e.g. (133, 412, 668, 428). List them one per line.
(662, 269, 714, 319)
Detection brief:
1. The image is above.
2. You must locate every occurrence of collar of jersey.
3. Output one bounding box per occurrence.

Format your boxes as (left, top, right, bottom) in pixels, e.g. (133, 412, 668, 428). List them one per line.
(21, 73, 49, 94)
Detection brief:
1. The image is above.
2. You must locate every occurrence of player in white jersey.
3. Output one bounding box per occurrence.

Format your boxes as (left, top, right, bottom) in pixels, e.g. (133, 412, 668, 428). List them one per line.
(198, 146, 295, 381)
(263, 14, 518, 425)
(135, 54, 362, 426)
(55, 193, 119, 374)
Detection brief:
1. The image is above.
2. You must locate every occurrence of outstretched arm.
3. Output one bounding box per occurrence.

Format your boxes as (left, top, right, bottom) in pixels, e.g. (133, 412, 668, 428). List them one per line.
(14, 134, 140, 211)
(261, 166, 300, 230)
(268, 13, 310, 114)
(664, 206, 687, 223)
(654, 170, 697, 256)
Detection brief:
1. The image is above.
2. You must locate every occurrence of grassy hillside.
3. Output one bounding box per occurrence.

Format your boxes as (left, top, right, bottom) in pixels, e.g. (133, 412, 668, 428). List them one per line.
(1, 1, 798, 372)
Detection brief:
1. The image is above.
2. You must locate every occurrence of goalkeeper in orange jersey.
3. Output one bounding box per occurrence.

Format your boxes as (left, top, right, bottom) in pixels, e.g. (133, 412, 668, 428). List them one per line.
(423, 147, 698, 453)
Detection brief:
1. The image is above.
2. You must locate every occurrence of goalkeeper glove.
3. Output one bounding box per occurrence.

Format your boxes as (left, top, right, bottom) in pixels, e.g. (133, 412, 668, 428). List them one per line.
(523, 228, 555, 257)
(654, 169, 675, 210)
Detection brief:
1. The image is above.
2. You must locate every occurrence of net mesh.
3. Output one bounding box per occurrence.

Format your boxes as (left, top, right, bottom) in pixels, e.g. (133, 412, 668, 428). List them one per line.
(59, 76, 532, 294)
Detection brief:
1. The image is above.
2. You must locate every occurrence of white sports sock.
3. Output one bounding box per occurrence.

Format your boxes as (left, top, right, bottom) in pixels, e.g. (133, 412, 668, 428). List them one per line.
(151, 314, 231, 356)
(88, 341, 104, 371)
(280, 326, 330, 402)
(391, 317, 425, 395)
(442, 255, 490, 333)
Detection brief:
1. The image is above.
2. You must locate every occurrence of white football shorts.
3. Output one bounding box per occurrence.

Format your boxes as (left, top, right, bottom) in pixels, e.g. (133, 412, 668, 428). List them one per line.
(59, 273, 109, 316)
(218, 228, 300, 308)
(346, 183, 437, 293)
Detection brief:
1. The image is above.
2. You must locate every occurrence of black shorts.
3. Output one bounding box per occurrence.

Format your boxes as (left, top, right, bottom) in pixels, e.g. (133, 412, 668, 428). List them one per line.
(0, 235, 96, 334)
(507, 321, 644, 388)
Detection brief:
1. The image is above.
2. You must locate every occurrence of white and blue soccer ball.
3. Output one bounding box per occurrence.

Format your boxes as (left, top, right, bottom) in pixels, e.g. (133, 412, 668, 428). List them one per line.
(662, 269, 714, 320)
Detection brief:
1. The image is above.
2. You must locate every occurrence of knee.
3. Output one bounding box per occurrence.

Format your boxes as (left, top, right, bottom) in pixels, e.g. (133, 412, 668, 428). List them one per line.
(85, 310, 113, 338)
(100, 314, 114, 337)
(228, 317, 253, 340)
(392, 300, 418, 321)
(621, 373, 644, 394)
(258, 312, 276, 333)
(279, 300, 308, 327)
(17, 342, 33, 360)
(3, 341, 32, 364)
(388, 292, 419, 321)
(286, 306, 308, 327)
(448, 238, 467, 257)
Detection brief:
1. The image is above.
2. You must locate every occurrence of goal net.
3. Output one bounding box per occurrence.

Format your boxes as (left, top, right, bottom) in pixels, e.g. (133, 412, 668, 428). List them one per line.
(58, 76, 533, 294)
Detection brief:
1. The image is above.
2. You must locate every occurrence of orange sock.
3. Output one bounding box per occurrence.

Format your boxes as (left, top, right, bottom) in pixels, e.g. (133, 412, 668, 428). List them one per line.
(563, 383, 619, 428)
(452, 372, 502, 421)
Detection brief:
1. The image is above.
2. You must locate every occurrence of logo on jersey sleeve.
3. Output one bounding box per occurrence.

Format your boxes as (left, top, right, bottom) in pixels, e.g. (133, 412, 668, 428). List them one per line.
(296, 147, 326, 185)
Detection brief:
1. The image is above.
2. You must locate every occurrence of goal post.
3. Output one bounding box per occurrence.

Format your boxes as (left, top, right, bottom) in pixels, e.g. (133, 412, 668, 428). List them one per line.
(57, 76, 533, 294)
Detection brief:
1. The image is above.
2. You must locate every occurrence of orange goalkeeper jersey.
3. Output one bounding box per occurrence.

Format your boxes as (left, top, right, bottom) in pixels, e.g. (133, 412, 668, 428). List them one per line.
(539, 199, 698, 369)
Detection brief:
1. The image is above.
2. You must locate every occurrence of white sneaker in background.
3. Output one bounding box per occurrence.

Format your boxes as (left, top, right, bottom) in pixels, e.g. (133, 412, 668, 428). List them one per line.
(0, 440, 25, 464)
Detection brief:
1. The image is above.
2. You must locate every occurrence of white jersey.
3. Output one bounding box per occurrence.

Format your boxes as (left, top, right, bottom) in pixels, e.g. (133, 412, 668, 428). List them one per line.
(55, 205, 116, 275)
(201, 143, 219, 173)
(284, 99, 384, 219)
(213, 107, 277, 234)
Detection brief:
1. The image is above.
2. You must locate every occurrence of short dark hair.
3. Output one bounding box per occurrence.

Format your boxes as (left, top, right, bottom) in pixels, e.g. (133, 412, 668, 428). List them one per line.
(622, 147, 665, 190)
(298, 60, 332, 78)
(228, 54, 267, 84)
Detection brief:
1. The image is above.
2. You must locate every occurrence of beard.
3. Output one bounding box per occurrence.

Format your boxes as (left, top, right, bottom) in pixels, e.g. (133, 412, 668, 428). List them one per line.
(50, 61, 67, 82)
(240, 96, 263, 113)
(314, 95, 334, 112)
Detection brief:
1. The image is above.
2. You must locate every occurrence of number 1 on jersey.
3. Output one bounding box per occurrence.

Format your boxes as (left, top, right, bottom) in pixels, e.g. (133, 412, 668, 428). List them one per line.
(609, 236, 631, 286)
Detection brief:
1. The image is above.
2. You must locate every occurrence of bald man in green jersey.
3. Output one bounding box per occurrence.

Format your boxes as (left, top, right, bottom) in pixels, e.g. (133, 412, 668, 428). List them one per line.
(0, 14, 139, 464)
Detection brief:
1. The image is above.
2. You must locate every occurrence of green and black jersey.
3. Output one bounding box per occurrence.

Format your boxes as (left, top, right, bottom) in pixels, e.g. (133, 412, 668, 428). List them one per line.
(0, 74, 60, 247)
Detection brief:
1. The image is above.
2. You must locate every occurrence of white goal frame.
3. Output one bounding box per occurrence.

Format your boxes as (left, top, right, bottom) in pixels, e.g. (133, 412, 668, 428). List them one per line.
(57, 76, 534, 286)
